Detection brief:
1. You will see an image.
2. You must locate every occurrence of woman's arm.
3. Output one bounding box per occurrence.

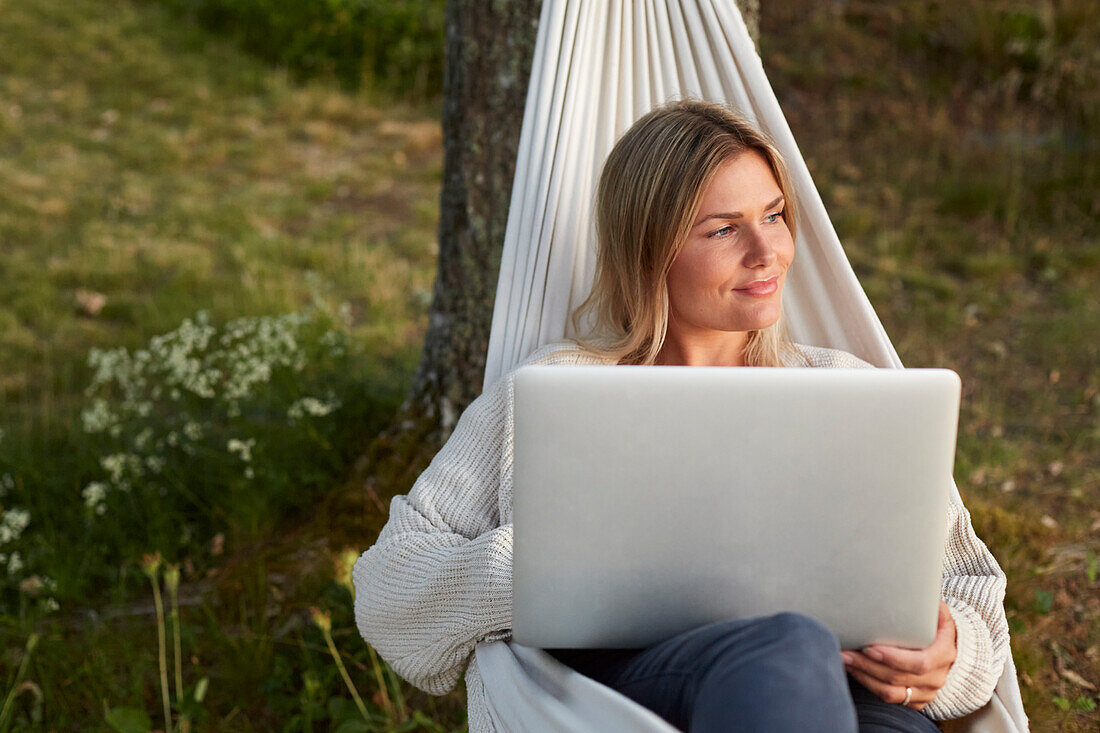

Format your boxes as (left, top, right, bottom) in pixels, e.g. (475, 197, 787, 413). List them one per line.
(351, 374, 514, 696)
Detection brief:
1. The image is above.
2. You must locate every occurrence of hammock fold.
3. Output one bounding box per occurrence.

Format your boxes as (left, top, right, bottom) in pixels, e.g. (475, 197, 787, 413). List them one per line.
(479, 2, 1029, 730)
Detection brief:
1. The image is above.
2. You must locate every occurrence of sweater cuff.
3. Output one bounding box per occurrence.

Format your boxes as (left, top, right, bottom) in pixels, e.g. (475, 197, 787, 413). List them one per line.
(476, 523, 514, 645)
(922, 599, 996, 720)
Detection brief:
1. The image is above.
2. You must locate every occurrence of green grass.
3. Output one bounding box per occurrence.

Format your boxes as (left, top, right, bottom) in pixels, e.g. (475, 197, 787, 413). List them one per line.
(0, 0, 442, 418)
(0, 0, 1096, 730)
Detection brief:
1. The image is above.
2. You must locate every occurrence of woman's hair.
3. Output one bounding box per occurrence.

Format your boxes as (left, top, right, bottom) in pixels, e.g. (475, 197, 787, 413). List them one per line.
(571, 97, 800, 367)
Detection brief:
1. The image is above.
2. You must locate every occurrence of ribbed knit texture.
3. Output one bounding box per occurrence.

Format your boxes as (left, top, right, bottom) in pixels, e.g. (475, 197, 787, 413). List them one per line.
(352, 340, 1010, 730)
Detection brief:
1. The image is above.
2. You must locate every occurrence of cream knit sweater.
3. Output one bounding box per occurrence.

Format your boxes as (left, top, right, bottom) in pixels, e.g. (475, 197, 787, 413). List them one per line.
(352, 340, 1011, 731)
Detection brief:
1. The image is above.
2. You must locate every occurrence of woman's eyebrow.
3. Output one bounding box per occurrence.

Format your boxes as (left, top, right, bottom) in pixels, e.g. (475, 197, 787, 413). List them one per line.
(694, 195, 785, 226)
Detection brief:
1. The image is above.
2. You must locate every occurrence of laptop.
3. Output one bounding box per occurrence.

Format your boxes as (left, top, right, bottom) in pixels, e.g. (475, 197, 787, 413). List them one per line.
(510, 364, 960, 651)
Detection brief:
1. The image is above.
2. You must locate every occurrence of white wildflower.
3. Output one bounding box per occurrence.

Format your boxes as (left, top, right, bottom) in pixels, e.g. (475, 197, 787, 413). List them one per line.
(227, 437, 256, 462)
(147, 313, 217, 398)
(83, 481, 109, 513)
(0, 473, 14, 498)
(287, 395, 341, 421)
(167, 431, 179, 447)
(223, 357, 273, 400)
(244, 467, 254, 480)
(100, 453, 143, 483)
(85, 346, 129, 394)
(0, 508, 30, 544)
(7, 551, 22, 574)
(81, 398, 115, 434)
(144, 455, 166, 474)
(101, 454, 125, 482)
(42, 598, 59, 612)
(133, 427, 154, 451)
(183, 422, 203, 441)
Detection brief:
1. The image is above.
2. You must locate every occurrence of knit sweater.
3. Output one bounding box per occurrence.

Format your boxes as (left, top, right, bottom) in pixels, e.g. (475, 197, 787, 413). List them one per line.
(352, 339, 1011, 731)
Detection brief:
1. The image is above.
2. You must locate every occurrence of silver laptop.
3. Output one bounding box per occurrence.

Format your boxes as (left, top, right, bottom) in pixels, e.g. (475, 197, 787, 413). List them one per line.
(511, 364, 960, 651)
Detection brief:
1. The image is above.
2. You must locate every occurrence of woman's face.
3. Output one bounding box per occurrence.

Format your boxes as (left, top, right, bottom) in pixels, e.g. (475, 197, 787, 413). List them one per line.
(665, 150, 794, 341)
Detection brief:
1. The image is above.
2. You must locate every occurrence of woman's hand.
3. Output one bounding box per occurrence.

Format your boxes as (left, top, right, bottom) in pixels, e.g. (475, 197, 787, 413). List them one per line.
(841, 601, 957, 710)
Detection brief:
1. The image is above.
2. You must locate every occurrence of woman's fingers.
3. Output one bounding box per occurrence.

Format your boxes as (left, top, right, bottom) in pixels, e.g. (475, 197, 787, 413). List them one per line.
(841, 650, 937, 689)
(858, 645, 933, 675)
(844, 666, 928, 710)
(840, 647, 946, 686)
(858, 639, 954, 676)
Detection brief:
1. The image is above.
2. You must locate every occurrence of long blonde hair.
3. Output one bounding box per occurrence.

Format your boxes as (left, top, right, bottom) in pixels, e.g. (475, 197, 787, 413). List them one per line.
(571, 98, 800, 367)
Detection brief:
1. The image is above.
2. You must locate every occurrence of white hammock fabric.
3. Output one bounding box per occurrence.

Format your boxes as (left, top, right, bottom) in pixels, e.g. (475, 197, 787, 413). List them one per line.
(477, 1, 1029, 731)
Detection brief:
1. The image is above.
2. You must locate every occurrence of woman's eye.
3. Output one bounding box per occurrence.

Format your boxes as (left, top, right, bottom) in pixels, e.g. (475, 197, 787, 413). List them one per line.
(766, 209, 785, 223)
(709, 225, 735, 238)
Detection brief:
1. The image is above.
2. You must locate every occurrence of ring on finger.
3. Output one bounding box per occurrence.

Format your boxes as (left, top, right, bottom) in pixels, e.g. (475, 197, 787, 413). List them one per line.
(901, 687, 913, 706)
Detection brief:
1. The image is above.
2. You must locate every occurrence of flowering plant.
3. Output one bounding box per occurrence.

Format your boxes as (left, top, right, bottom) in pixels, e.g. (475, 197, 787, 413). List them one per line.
(0, 465, 59, 614)
(78, 304, 387, 557)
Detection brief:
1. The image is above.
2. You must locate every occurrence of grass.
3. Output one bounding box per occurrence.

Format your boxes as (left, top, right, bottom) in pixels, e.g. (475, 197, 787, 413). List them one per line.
(0, 0, 441, 418)
(0, 0, 1096, 730)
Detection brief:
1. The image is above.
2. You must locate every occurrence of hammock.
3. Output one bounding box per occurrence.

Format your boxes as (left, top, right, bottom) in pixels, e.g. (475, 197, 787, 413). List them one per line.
(476, 1, 1030, 731)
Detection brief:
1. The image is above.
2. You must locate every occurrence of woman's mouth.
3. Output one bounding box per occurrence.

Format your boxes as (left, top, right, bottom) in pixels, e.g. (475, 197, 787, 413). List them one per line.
(734, 276, 778, 297)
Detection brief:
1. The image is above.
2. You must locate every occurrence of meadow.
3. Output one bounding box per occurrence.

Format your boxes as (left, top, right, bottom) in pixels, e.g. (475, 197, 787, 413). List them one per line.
(0, 0, 1095, 730)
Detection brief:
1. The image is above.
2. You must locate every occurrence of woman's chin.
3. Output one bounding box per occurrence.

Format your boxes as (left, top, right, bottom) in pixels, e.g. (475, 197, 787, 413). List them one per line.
(734, 304, 782, 331)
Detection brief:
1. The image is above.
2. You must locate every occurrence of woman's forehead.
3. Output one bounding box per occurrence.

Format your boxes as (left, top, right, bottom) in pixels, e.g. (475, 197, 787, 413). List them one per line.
(694, 153, 783, 218)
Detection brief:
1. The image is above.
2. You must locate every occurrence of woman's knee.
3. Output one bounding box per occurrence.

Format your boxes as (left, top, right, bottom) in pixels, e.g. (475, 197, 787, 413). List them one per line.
(679, 613, 846, 694)
(764, 611, 841, 657)
(691, 613, 856, 731)
(656, 612, 844, 684)
(701, 612, 849, 700)
(703, 611, 840, 663)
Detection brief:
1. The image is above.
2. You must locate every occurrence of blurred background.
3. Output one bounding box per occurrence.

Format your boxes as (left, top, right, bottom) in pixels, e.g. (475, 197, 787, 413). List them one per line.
(0, 0, 1095, 730)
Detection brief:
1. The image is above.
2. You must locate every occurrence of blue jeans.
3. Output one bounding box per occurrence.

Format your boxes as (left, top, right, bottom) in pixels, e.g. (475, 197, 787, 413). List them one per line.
(545, 612, 942, 732)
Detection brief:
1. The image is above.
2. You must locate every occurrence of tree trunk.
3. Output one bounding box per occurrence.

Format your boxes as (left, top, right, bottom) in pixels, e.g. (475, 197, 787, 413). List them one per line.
(403, 0, 542, 444)
(407, 0, 761, 443)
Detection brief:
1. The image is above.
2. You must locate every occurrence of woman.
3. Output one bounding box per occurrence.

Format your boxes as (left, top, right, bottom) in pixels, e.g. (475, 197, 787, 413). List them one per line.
(352, 99, 1010, 732)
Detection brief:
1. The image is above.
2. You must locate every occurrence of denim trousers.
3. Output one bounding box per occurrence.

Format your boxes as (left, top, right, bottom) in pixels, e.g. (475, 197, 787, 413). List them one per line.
(545, 612, 943, 733)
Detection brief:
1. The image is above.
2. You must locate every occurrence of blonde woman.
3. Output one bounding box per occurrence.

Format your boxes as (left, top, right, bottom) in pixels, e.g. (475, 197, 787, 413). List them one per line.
(352, 99, 1010, 732)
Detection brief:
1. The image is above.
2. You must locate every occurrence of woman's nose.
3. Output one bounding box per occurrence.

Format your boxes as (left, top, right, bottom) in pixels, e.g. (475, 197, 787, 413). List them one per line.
(743, 228, 779, 268)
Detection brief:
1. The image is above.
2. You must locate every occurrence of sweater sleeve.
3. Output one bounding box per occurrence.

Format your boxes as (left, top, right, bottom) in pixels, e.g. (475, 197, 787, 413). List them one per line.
(351, 375, 514, 696)
(922, 497, 1010, 720)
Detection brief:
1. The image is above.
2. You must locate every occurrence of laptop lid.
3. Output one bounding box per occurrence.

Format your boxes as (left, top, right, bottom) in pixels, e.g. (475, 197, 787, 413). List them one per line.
(511, 365, 959, 650)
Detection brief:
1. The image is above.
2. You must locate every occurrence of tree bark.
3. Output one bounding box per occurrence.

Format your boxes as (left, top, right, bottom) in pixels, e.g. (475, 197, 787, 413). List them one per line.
(407, 0, 761, 443)
(403, 0, 542, 443)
